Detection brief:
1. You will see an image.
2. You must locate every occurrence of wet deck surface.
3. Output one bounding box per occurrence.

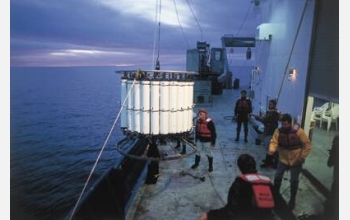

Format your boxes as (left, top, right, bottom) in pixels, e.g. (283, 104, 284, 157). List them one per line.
(126, 89, 336, 220)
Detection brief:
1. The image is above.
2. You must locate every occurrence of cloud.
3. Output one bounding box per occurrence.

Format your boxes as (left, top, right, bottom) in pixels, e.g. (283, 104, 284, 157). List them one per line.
(96, 0, 194, 27)
(10, 0, 258, 67)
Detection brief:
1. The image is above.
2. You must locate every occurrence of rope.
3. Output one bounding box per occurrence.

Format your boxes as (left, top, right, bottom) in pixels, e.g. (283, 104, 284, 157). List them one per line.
(223, 115, 235, 121)
(207, 171, 226, 205)
(152, 0, 162, 69)
(68, 78, 137, 220)
(276, 0, 309, 104)
(156, 0, 161, 67)
(186, 0, 203, 42)
(173, 0, 190, 49)
(235, 4, 252, 37)
(116, 136, 198, 162)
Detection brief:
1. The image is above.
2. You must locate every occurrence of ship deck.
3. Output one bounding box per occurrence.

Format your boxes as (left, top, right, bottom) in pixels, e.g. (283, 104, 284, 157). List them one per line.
(126, 88, 337, 220)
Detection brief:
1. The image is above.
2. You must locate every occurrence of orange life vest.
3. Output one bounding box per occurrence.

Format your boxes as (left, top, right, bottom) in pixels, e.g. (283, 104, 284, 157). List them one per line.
(239, 173, 275, 209)
(278, 125, 302, 150)
(237, 99, 251, 113)
(196, 117, 212, 138)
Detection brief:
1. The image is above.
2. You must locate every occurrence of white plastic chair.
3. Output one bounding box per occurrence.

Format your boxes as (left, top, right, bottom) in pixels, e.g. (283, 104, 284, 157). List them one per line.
(311, 102, 329, 128)
(321, 103, 339, 131)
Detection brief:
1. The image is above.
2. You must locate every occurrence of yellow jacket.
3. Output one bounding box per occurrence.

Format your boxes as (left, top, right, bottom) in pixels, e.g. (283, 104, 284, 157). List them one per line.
(268, 124, 312, 166)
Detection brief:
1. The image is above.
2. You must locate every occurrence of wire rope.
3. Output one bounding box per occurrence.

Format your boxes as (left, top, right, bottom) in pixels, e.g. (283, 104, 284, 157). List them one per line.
(156, 0, 161, 67)
(186, 0, 203, 41)
(235, 4, 252, 37)
(68, 78, 137, 220)
(152, 0, 159, 69)
(276, 1, 308, 104)
(116, 135, 198, 162)
(172, 0, 190, 49)
(152, 0, 162, 69)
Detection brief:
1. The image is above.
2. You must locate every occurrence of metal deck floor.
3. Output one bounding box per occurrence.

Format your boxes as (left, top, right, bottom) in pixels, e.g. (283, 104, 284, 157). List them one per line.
(126, 88, 337, 220)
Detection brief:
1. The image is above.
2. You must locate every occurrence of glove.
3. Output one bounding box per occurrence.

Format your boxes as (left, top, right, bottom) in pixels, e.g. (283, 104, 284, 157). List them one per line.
(294, 157, 305, 166)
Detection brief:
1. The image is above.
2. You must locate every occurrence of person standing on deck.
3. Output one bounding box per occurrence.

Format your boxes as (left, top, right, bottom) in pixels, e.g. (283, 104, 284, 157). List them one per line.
(255, 99, 281, 168)
(325, 134, 339, 219)
(234, 90, 252, 143)
(267, 113, 312, 210)
(191, 108, 216, 172)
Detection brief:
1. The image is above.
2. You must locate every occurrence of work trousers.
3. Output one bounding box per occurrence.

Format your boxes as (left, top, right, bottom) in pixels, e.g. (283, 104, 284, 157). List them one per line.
(195, 140, 213, 158)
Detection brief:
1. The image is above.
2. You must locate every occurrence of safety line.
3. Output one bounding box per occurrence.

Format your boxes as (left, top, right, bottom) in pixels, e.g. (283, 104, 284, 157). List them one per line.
(68, 78, 137, 220)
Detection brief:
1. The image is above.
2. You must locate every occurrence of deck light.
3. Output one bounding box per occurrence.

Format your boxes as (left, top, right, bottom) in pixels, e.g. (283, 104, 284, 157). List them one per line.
(288, 68, 297, 80)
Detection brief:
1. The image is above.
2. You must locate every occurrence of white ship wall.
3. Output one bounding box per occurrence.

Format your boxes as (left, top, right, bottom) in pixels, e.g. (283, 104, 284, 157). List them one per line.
(252, 0, 315, 122)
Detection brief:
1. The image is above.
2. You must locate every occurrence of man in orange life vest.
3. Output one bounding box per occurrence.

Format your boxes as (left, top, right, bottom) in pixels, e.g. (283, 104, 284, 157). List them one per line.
(191, 108, 217, 172)
(234, 90, 252, 143)
(267, 113, 312, 210)
(198, 154, 275, 220)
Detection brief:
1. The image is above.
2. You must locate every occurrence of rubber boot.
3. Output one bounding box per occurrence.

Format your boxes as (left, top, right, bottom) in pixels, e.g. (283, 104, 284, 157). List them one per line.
(273, 178, 282, 194)
(235, 131, 240, 141)
(260, 154, 274, 168)
(175, 139, 181, 149)
(288, 184, 298, 210)
(244, 132, 248, 143)
(180, 143, 186, 155)
(208, 156, 213, 172)
(145, 141, 160, 184)
(191, 155, 200, 169)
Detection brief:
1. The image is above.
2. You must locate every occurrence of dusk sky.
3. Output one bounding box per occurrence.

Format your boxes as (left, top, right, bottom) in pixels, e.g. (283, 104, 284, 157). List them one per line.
(5, 2, 345, 216)
(10, 0, 260, 68)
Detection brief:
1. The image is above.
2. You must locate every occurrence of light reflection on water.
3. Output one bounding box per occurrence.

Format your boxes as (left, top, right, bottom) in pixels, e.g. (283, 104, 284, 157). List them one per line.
(11, 66, 126, 219)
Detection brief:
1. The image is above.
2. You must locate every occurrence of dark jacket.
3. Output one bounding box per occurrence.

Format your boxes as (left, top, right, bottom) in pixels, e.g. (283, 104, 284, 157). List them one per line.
(207, 175, 274, 220)
(234, 98, 252, 122)
(327, 135, 339, 181)
(255, 109, 280, 135)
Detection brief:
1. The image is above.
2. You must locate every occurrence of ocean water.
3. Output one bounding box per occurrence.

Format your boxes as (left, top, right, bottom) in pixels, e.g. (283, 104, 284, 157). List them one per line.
(10, 66, 129, 219)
